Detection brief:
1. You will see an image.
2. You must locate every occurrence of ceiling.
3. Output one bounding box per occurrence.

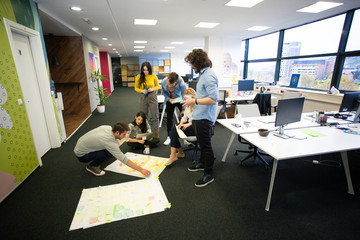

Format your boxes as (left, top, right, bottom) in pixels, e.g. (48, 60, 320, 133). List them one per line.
(35, 0, 360, 57)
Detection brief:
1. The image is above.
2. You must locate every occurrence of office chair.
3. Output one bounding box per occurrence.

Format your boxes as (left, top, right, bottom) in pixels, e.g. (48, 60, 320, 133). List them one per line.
(217, 90, 228, 119)
(272, 90, 302, 112)
(252, 92, 272, 115)
(182, 123, 216, 164)
(234, 104, 270, 167)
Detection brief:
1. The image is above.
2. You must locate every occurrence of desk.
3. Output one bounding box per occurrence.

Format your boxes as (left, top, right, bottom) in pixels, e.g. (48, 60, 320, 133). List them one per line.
(158, 95, 179, 128)
(217, 114, 319, 163)
(241, 126, 360, 211)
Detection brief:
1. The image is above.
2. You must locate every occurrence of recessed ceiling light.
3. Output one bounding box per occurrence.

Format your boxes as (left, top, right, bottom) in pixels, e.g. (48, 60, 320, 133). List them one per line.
(246, 26, 271, 31)
(160, 50, 170, 52)
(297, 1, 343, 13)
(225, 0, 263, 8)
(134, 19, 158, 25)
(92, 27, 99, 31)
(112, 48, 116, 50)
(134, 40, 147, 44)
(102, 38, 108, 40)
(70, 6, 82, 11)
(195, 22, 219, 28)
(108, 44, 112, 46)
(165, 46, 175, 49)
(134, 50, 143, 52)
(171, 42, 184, 45)
(134, 46, 145, 48)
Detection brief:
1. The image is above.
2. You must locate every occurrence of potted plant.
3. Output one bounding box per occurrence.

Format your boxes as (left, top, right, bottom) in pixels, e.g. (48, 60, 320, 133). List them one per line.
(91, 69, 110, 113)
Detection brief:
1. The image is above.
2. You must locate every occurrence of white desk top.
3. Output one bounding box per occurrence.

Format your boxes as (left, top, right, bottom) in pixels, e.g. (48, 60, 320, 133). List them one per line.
(217, 114, 319, 135)
(241, 126, 360, 161)
(157, 95, 165, 103)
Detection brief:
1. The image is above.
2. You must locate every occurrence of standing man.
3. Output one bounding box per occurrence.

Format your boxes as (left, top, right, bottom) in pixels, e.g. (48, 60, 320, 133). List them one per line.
(74, 122, 151, 177)
(161, 72, 187, 145)
(183, 49, 218, 187)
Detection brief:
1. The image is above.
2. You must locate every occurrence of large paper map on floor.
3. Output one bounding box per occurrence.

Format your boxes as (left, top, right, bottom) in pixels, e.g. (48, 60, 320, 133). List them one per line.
(69, 178, 170, 230)
(104, 152, 168, 178)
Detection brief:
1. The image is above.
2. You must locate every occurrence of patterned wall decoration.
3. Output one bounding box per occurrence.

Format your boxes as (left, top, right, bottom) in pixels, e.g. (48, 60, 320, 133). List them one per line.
(0, 0, 44, 202)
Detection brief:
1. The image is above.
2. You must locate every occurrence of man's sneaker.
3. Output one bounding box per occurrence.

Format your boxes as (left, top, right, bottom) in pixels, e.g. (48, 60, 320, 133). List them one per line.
(163, 136, 171, 146)
(86, 164, 105, 176)
(143, 147, 150, 154)
(188, 163, 204, 172)
(195, 175, 214, 187)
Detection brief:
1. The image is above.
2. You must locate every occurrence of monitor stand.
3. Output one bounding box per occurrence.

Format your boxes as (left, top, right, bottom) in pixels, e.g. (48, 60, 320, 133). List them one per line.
(273, 125, 294, 139)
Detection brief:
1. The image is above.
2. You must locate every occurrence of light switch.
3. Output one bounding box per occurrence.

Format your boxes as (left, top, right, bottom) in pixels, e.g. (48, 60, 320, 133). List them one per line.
(17, 99, 23, 105)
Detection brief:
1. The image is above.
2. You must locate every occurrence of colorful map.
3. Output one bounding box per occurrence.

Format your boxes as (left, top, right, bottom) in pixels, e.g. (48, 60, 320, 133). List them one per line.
(69, 178, 170, 230)
(104, 152, 168, 178)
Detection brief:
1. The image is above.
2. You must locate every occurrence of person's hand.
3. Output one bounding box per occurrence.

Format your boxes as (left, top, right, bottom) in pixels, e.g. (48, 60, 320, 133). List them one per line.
(149, 137, 153, 141)
(138, 139, 145, 144)
(182, 95, 194, 107)
(148, 88, 153, 92)
(141, 89, 148, 94)
(177, 123, 184, 129)
(182, 123, 191, 130)
(180, 110, 185, 116)
(169, 99, 173, 103)
(140, 168, 151, 176)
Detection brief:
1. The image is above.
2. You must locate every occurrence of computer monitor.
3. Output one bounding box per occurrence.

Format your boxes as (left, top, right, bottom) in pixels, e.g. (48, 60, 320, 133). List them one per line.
(339, 92, 360, 122)
(188, 80, 197, 91)
(274, 97, 305, 138)
(238, 79, 254, 92)
(182, 76, 189, 83)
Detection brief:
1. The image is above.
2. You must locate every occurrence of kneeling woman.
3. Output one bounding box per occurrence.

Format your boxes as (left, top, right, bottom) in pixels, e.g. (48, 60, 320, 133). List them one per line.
(127, 111, 159, 154)
(165, 88, 196, 166)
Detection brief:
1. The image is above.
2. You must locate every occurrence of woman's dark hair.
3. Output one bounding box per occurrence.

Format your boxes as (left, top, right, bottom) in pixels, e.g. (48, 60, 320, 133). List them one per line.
(138, 61, 153, 88)
(131, 111, 148, 133)
(112, 122, 129, 134)
(184, 49, 212, 73)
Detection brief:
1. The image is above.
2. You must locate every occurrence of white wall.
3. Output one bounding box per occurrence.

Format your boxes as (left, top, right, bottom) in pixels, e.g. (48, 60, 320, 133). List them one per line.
(171, 52, 191, 76)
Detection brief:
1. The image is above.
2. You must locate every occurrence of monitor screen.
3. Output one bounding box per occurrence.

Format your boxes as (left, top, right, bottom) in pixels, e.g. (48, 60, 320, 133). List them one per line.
(188, 80, 197, 91)
(238, 79, 254, 91)
(275, 97, 305, 127)
(339, 92, 360, 112)
(182, 76, 189, 83)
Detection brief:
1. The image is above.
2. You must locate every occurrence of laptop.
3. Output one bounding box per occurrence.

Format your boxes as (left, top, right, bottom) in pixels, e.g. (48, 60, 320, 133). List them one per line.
(257, 115, 276, 124)
(136, 132, 153, 140)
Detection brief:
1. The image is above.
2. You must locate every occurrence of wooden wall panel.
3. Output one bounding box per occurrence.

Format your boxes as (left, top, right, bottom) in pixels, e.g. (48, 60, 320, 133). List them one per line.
(44, 35, 91, 137)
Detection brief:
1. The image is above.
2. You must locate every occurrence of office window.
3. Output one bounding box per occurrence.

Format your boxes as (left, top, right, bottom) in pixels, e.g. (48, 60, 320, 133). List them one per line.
(248, 33, 279, 60)
(247, 61, 276, 83)
(278, 56, 336, 90)
(282, 14, 345, 57)
(240, 40, 246, 61)
(339, 56, 360, 91)
(346, 9, 360, 52)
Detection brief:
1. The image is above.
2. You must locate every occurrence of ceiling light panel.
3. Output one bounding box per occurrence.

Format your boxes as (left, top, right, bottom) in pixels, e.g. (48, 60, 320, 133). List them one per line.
(225, 0, 264, 8)
(134, 46, 145, 48)
(297, 1, 344, 13)
(246, 26, 271, 31)
(70, 6, 82, 11)
(171, 42, 184, 44)
(195, 22, 219, 28)
(134, 19, 158, 25)
(134, 41, 148, 43)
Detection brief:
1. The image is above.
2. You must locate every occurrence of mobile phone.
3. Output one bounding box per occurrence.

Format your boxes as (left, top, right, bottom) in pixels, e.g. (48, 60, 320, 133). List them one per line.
(231, 123, 241, 128)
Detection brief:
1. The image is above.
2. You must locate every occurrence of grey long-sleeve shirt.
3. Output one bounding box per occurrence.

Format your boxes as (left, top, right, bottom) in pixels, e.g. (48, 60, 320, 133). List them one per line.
(74, 125, 129, 164)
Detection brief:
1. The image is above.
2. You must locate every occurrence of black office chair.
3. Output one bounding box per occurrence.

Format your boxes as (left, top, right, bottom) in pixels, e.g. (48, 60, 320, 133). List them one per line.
(217, 90, 228, 119)
(183, 123, 216, 164)
(252, 92, 272, 115)
(234, 104, 270, 167)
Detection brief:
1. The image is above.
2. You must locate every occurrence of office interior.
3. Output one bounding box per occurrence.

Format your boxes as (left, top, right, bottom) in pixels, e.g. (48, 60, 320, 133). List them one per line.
(1, 0, 360, 239)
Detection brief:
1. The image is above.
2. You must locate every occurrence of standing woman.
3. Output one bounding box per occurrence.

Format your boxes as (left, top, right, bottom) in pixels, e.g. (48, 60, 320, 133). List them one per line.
(135, 61, 161, 138)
